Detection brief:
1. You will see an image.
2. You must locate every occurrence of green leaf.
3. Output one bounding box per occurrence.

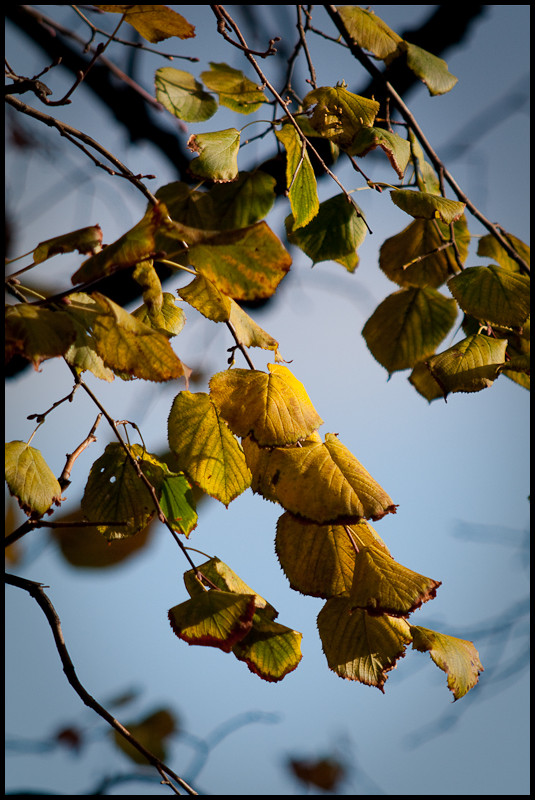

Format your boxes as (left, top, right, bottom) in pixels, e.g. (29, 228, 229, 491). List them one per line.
(158, 471, 198, 536)
(408, 359, 446, 403)
(477, 232, 530, 273)
(448, 265, 530, 328)
(317, 598, 412, 691)
(232, 615, 303, 682)
(200, 62, 267, 114)
(187, 129, 240, 183)
(391, 190, 465, 224)
(348, 127, 411, 178)
(98, 5, 195, 42)
(349, 546, 441, 617)
(155, 67, 217, 122)
(91, 293, 188, 382)
(403, 41, 458, 96)
(71, 203, 169, 285)
(5, 441, 62, 516)
(167, 391, 251, 506)
(362, 287, 458, 374)
(113, 708, 177, 765)
(275, 124, 319, 229)
(209, 364, 323, 447)
(32, 225, 103, 264)
(243, 432, 397, 524)
(337, 6, 403, 60)
(276, 512, 390, 599)
(410, 625, 483, 700)
(132, 291, 186, 338)
(168, 590, 256, 652)
(303, 85, 379, 149)
(286, 193, 367, 269)
(426, 334, 508, 398)
(379, 217, 470, 288)
(5, 304, 77, 369)
(61, 292, 115, 380)
(81, 443, 157, 540)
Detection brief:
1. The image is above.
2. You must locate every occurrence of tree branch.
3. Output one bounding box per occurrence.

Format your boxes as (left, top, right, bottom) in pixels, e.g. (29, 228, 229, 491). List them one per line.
(5, 572, 198, 796)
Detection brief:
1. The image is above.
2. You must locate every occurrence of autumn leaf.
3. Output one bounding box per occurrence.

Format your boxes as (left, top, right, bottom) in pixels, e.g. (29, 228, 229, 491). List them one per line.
(348, 127, 410, 178)
(402, 41, 458, 96)
(426, 334, 508, 398)
(200, 62, 267, 114)
(187, 129, 240, 183)
(5, 304, 77, 369)
(410, 625, 483, 700)
(243, 433, 396, 524)
(448, 265, 530, 328)
(167, 391, 251, 506)
(275, 124, 319, 229)
(32, 225, 103, 264)
(97, 5, 195, 42)
(303, 85, 379, 149)
(155, 68, 217, 122)
(113, 708, 177, 765)
(317, 598, 412, 690)
(209, 364, 323, 446)
(391, 190, 465, 224)
(168, 590, 256, 652)
(232, 614, 303, 682)
(183, 557, 277, 619)
(337, 5, 403, 60)
(5, 441, 62, 516)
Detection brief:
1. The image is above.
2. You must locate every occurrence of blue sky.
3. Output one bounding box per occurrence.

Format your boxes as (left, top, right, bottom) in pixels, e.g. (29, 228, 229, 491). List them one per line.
(6, 6, 529, 795)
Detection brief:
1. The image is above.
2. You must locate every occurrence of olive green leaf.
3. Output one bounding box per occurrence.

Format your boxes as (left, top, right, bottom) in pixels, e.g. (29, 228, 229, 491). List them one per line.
(391, 190, 465, 224)
(200, 62, 268, 113)
(348, 127, 410, 178)
(477, 232, 530, 273)
(426, 334, 508, 398)
(97, 5, 195, 43)
(187, 129, 240, 182)
(410, 625, 483, 700)
(168, 590, 256, 652)
(232, 615, 303, 682)
(362, 287, 458, 374)
(402, 41, 458, 96)
(113, 709, 177, 765)
(5, 304, 77, 370)
(276, 124, 319, 229)
(155, 68, 217, 122)
(32, 225, 103, 264)
(303, 85, 379, 149)
(132, 291, 186, 338)
(337, 6, 403, 60)
(5, 441, 62, 516)
(448, 265, 530, 328)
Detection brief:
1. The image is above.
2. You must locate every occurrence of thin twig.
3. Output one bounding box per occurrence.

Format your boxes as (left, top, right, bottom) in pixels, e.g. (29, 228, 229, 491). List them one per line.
(5, 573, 198, 796)
(323, 5, 530, 275)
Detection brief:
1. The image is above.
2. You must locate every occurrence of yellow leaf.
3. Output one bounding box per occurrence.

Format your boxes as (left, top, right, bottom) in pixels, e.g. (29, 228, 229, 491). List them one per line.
(209, 364, 323, 446)
(232, 615, 303, 682)
(168, 391, 251, 506)
(349, 546, 441, 616)
(168, 591, 256, 652)
(410, 625, 484, 700)
(318, 598, 411, 690)
(97, 5, 195, 42)
(243, 433, 396, 524)
(276, 512, 390, 598)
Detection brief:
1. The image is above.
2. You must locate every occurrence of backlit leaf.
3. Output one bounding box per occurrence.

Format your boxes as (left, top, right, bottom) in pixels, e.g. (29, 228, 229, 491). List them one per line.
(209, 364, 323, 446)
(5, 304, 77, 369)
(408, 359, 445, 403)
(276, 124, 319, 229)
(379, 217, 470, 288)
(91, 293, 187, 382)
(155, 68, 217, 122)
(362, 287, 458, 374)
(187, 129, 240, 183)
(32, 225, 103, 264)
(348, 127, 410, 178)
(391, 190, 465, 224)
(448, 265, 530, 328)
(317, 598, 412, 690)
(168, 391, 251, 505)
(276, 512, 390, 598)
(187, 221, 291, 301)
(403, 41, 458, 96)
(349, 546, 441, 616)
(183, 557, 277, 620)
(426, 334, 508, 398)
(97, 5, 195, 42)
(200, 62, 267, 114)
(286, 193, 367, 268)
(410, 625, 483, 700)
(303, 85, 379, 149)
(158, 471, 198, 536)
(243, 433, 396, 524)
(168, 590, 256, 652)
(179, 274, 232, 322)
(71, 203, 168, 285)
(477, 232, 530, 273)
(5, 441, 62, 516)
(81, 443, 158, 540)
(132, 291, 186, 338)
(232, 615, 303, 682)
(337, 6, 403, 60)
